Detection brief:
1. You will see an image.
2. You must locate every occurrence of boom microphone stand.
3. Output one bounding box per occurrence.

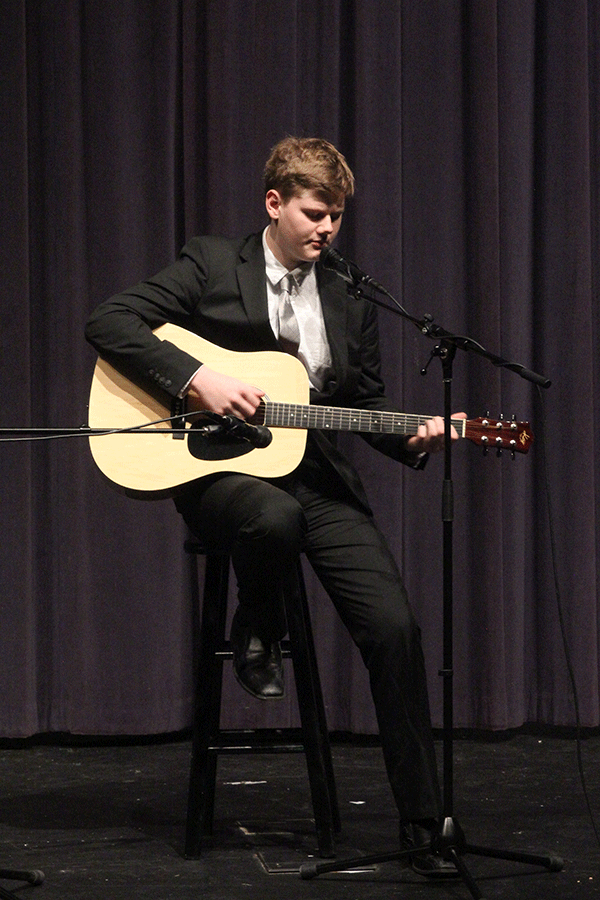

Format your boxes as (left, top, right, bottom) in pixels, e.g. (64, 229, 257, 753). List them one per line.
(300, 250, 562, 899)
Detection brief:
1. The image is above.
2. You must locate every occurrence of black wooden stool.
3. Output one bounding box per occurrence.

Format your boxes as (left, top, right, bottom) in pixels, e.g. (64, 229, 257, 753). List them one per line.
(184, 540, 340, 859)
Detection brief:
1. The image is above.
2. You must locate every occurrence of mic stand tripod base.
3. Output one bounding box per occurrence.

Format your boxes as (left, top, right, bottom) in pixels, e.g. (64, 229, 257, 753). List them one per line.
(0, 868, 44, 900)
(299, 815, 563, 898)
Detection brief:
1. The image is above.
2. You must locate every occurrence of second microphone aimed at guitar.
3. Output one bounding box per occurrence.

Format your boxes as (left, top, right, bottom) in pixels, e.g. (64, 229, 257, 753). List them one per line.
(200, 411, 273, 448)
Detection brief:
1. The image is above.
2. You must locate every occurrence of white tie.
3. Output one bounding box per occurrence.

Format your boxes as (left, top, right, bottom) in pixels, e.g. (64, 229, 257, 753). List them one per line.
(278, 274, 300, 354)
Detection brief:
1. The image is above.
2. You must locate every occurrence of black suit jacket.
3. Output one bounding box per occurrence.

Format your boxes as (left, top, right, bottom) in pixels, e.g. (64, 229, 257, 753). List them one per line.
(86, 232, 425, 512)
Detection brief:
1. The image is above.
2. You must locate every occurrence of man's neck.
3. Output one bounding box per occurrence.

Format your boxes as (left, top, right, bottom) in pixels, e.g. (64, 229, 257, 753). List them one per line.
(265, 223, 297, 271)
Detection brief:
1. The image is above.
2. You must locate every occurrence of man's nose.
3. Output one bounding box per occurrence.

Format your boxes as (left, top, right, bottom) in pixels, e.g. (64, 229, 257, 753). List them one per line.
(317, 216, 333, 233)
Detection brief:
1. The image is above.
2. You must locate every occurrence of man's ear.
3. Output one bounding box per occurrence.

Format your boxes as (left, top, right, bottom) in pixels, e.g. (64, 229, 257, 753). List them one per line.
(265, 189, 283, 221)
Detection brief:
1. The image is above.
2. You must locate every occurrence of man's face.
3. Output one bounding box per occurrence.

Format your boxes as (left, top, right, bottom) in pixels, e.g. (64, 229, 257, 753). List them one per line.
(265, 188, 345, 270)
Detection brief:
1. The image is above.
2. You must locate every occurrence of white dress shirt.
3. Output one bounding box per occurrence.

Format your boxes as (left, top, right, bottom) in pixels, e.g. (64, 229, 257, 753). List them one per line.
(262, 228, 333, 391)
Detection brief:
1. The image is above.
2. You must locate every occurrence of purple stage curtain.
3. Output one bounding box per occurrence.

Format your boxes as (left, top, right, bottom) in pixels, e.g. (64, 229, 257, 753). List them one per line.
(1, 0, 598, 737)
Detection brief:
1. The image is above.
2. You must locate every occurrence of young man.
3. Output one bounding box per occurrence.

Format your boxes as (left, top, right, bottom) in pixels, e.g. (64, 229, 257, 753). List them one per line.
(86, 137, 462, 876)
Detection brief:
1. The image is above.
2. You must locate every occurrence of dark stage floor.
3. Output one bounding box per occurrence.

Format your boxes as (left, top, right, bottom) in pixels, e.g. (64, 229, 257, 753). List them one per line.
(0, 731, 597, 900)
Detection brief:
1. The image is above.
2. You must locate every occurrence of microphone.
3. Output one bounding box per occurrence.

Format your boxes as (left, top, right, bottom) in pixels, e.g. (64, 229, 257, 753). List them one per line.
(204, 413, 273, 448)
(319, 246, 386, 292)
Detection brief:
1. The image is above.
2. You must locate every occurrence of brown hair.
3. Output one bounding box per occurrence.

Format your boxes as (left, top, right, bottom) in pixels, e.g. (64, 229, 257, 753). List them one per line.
(264, 136, 355, 203)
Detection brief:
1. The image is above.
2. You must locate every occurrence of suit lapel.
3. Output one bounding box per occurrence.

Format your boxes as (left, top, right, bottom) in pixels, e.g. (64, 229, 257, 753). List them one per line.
(236, 233, 279, 349)
(317, 265, 349, 391)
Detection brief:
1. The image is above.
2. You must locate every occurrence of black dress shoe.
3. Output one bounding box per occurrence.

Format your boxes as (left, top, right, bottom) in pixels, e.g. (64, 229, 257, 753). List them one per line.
(230, 614, 284, 700)
(399, 822, 460, 879)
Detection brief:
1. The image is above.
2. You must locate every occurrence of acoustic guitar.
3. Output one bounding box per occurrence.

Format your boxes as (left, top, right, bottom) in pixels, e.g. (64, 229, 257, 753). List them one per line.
(88, 323, 533, 497)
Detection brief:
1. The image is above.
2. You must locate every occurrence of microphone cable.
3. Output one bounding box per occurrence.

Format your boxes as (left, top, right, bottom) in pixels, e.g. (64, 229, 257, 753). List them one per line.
(536, 384, 600, 852)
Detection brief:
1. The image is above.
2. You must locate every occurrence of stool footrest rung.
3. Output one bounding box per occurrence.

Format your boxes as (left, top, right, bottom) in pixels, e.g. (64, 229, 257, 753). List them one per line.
(209, 744, 305, 754)
(208, 727, 305, 753)
(214, 642, 293, 660)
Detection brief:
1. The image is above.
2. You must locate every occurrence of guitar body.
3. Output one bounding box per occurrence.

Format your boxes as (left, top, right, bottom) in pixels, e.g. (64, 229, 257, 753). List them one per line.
(88, 324, 310, 497)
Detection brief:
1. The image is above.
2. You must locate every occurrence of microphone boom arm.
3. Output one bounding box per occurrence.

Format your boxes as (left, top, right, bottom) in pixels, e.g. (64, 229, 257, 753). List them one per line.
(320, 246, 551, 389)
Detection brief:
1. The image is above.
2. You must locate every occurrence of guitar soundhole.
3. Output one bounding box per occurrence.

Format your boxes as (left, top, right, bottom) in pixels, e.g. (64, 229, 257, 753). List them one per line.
(187, 422, 254, 461)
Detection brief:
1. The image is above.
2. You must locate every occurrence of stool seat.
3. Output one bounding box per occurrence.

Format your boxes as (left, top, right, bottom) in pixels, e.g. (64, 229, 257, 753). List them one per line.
(184, 540, 340, 859)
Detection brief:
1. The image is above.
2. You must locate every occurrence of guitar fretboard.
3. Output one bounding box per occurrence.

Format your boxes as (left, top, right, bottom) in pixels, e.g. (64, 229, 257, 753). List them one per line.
(255, 402, 466, 437)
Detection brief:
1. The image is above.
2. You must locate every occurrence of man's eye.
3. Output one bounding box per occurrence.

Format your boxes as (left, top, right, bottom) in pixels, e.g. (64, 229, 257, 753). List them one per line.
(304, 209, 343, 222)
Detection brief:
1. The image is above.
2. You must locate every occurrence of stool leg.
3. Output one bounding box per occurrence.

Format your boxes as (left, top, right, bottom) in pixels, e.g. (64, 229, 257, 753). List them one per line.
(285, 565, 339, 858)
(185, 553, 230, 858)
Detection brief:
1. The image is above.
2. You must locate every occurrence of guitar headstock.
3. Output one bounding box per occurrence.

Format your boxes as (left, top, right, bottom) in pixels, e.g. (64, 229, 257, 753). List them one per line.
(464, 417, 533, 455)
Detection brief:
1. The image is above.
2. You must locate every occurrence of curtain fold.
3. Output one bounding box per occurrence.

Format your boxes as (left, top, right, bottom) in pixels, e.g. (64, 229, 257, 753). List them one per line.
(1, 0, 598, 736)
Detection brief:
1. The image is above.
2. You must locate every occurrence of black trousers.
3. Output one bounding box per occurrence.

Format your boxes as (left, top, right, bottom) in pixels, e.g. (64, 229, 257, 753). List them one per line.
(175, 460, 442, 823)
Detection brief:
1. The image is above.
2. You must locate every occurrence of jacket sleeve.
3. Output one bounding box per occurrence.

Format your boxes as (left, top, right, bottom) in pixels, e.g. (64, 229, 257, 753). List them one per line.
(85, 238, 213, 398)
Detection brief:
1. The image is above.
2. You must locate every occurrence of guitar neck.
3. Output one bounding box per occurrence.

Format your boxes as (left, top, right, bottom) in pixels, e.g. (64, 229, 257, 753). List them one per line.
(256, 402, 466, 437)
